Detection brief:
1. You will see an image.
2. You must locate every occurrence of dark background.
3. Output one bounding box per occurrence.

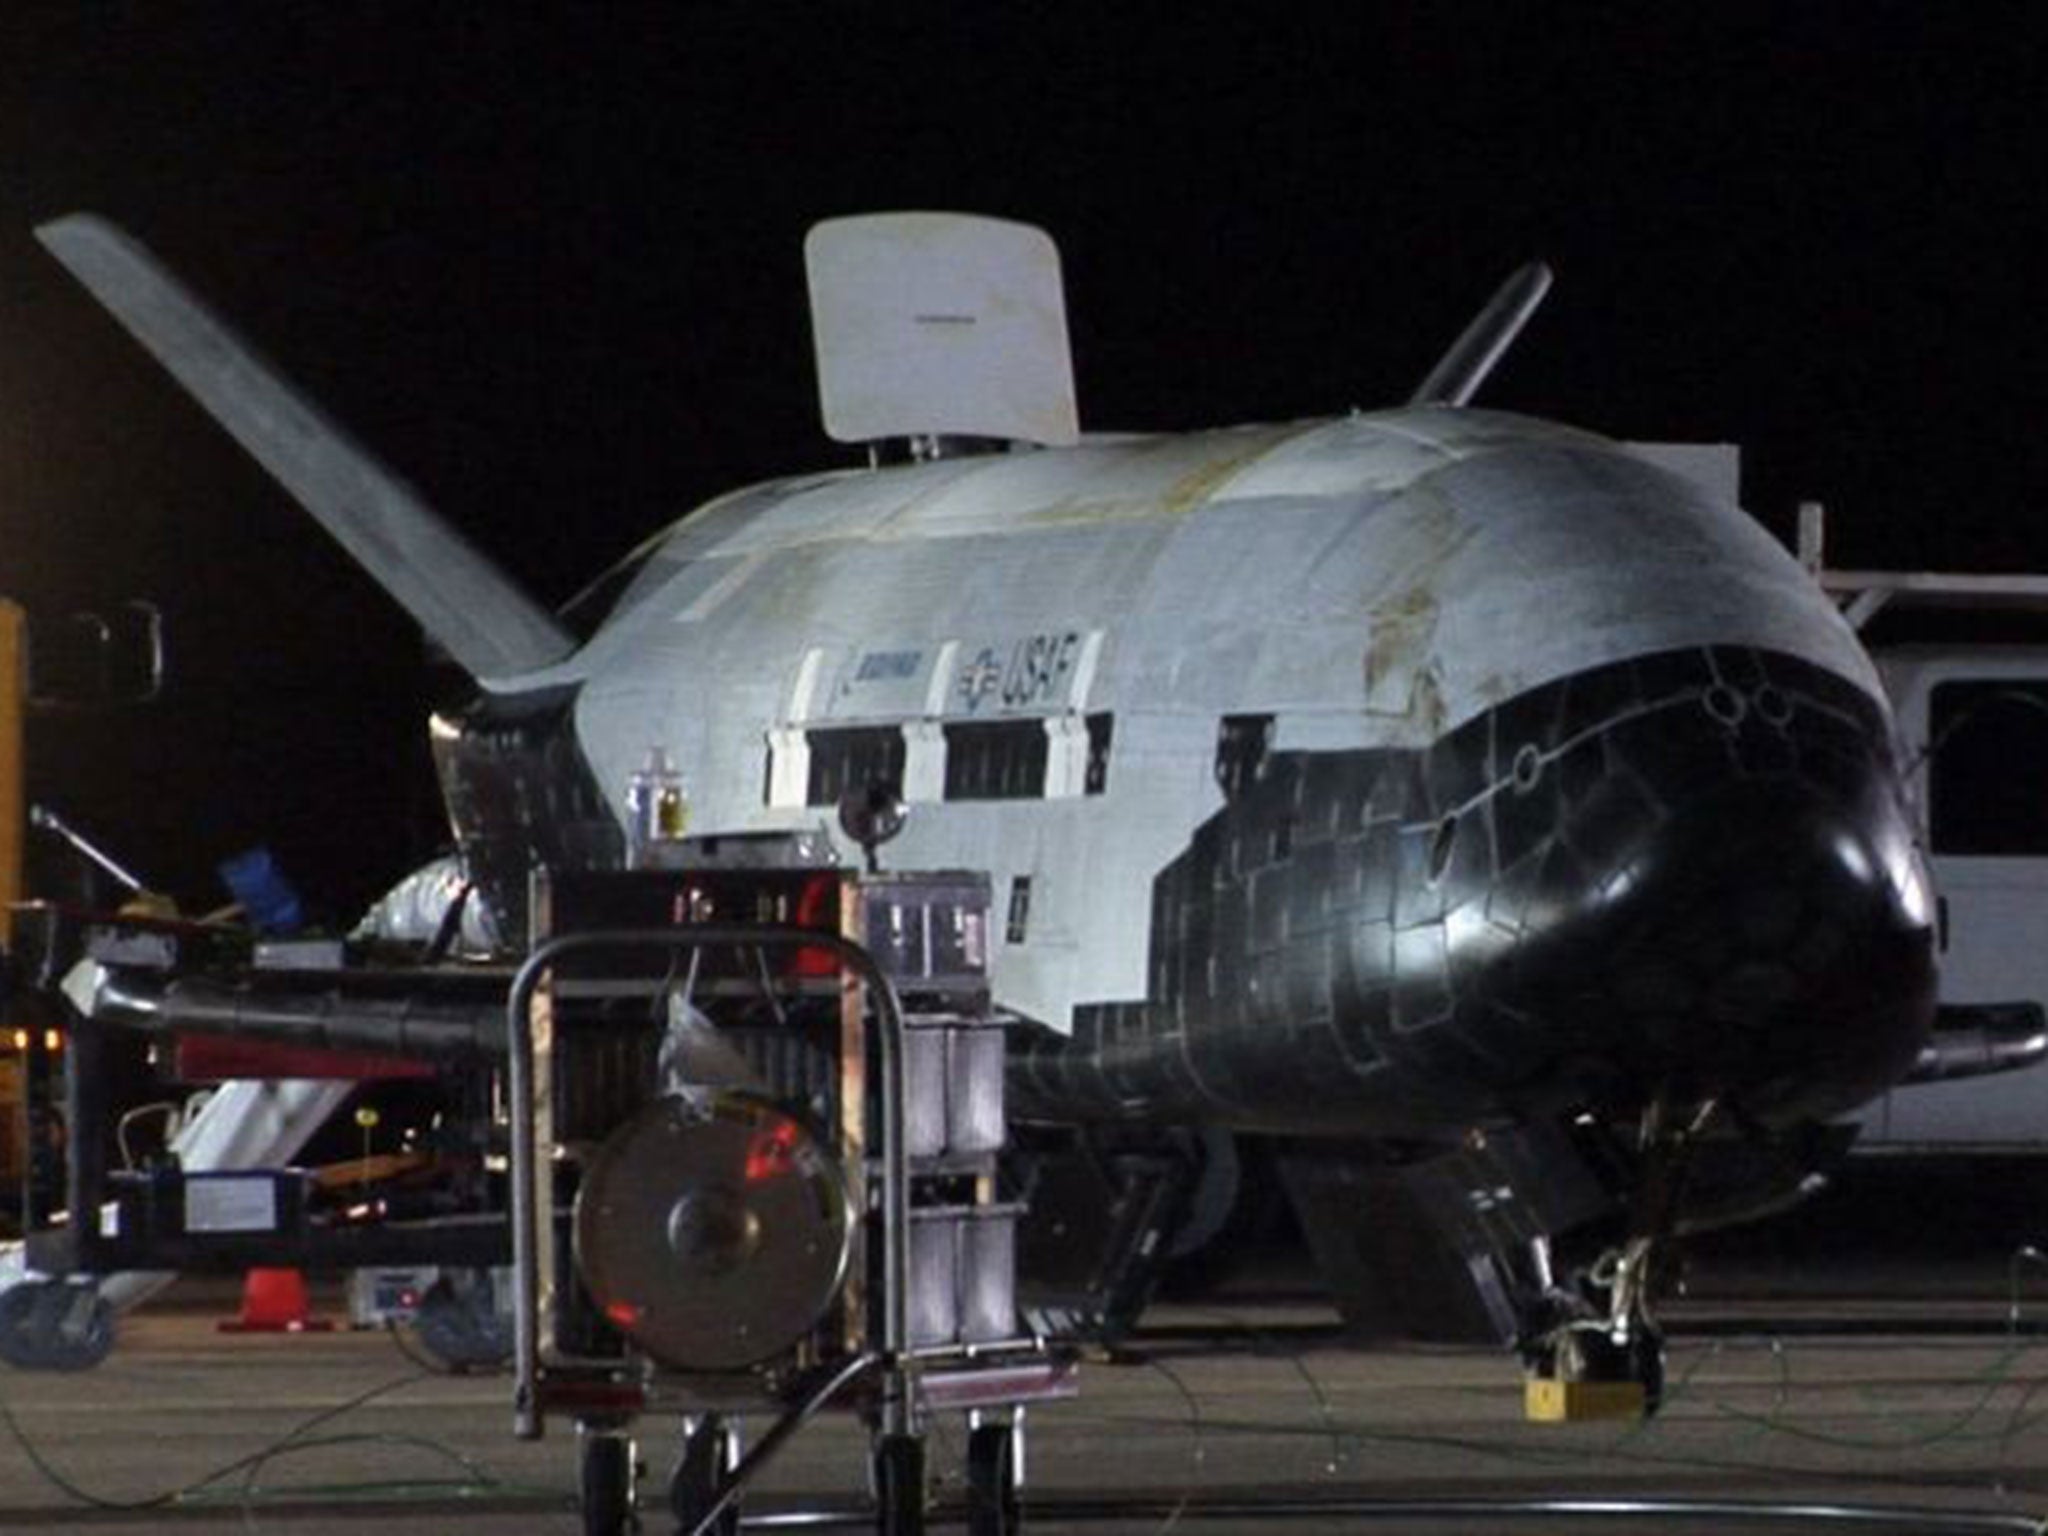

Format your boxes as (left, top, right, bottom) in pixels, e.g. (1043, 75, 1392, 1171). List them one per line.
(1, 4, 2044, 918)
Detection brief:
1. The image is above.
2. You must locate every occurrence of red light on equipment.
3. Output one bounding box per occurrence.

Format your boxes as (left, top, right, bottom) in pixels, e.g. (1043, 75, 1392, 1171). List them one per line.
(793, 874, 840, 976)
(744, 1119, 803, 1184)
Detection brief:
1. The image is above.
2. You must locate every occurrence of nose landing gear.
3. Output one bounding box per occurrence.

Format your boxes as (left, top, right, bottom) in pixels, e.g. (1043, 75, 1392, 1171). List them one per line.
(1523, 1099, 1713, 1421)
(1526, 1236, 1667, 1421)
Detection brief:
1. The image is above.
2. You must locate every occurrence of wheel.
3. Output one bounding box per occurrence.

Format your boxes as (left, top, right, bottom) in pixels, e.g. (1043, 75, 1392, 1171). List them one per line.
(1549, 1325, 1666, 1416)
(965, 1421, 1021, 1536)
(1632, 1328, 1667, 1415)
(872, 1432, 926, 1536)
(578, 1427, 638, 1536)
(669, 1414, 738, 1536)
(412, 1270, 512, 1371)
(0, 1281, 115, 1371)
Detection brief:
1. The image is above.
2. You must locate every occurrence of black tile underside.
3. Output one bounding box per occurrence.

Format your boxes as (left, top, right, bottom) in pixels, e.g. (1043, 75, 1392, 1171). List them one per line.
(1013, 646, 1933, 1138)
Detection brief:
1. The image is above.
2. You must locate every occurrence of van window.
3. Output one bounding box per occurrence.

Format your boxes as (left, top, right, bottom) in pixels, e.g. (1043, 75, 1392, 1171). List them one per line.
(1929, 679, 2048, 855)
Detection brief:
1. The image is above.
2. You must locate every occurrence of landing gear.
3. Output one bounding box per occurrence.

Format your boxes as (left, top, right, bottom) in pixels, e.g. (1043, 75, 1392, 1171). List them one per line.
(669, 1414, 739, 1536)
(1590, 1234, 1669, 1412)
(0, 1279, 116, 1371)
(1012, 1125, 1205, 1345)
(1554, 1318, 1666, 1411)
(1524, 1100, 1710, 1418)
(578, 1424, 638, 1536)
(1533, 1303, 1667, 1419)
(1523, 1244, 1670, 1418)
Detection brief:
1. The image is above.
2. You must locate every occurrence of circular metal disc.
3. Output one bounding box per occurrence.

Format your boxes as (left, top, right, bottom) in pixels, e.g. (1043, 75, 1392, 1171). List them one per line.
(573, 1091, 852, 1372)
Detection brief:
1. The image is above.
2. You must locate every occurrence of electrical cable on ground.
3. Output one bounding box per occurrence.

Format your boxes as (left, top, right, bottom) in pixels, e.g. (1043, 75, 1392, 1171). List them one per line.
(0, 1363, 556, 1515)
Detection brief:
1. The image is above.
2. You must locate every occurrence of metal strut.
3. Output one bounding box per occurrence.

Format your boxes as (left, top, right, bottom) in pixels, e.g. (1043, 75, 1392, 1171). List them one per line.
(1529, 1098, 1717, 1415)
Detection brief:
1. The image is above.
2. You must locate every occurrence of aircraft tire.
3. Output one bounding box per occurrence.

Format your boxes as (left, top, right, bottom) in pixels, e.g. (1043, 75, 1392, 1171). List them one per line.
(1554, 1325, 1667, 1416)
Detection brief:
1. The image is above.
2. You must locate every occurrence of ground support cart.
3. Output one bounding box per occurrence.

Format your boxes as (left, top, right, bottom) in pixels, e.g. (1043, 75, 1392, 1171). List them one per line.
(2, 902, 512, 1371)
(508, 865, 1073, 1536)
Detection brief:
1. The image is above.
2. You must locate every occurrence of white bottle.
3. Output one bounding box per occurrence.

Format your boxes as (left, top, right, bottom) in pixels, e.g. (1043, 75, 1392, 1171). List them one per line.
(626, 747, 688, 866)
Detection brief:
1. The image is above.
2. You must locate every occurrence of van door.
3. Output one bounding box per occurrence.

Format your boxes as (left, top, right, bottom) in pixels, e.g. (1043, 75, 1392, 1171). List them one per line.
(1867, 655, 2048, 1146)
(1868, 653, 2048, 1147)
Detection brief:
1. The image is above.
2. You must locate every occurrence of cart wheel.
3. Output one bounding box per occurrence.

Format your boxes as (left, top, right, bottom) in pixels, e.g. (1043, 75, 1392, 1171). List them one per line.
(0, 1280, 115, 1372)
(872, 1432, 926, 1536)
(966, 1422, 1021, 1536)
(412, 1269, 511, 1370)
(669, 1414, 738, 1536)
(579, 1427, 638, 1536)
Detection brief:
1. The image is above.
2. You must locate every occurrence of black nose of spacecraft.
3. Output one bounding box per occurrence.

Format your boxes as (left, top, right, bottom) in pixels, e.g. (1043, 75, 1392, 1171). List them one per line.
(1010, 647, 1936, 1139)
(1518, 769, 1935, 1124)
(1453, 650, 1938, 1128)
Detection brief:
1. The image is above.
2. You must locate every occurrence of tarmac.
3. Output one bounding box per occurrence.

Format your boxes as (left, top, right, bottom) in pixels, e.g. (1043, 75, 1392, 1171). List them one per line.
(7, 1252, 2048, 1536)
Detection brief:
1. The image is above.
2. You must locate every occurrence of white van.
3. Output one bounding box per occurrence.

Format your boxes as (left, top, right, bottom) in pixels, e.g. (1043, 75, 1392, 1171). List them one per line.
(1819, 551, 2048, 1150)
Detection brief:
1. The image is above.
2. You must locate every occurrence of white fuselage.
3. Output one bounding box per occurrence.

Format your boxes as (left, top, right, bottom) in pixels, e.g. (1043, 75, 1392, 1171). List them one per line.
(500, 407, 1883, 1036)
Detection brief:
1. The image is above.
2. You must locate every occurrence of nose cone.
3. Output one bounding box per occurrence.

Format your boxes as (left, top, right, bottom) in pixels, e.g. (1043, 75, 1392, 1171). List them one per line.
(1549, 779, 1932, 1121)
(1486, 659, 1936, 1125)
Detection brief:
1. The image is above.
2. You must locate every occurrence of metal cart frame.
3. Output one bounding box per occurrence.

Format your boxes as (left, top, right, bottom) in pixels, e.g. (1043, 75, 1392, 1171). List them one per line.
(505, 921, 1069, 1535)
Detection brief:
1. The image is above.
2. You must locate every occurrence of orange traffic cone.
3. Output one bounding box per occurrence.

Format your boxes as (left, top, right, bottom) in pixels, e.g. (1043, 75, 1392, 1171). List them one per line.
(219, 1267, 334, 1333)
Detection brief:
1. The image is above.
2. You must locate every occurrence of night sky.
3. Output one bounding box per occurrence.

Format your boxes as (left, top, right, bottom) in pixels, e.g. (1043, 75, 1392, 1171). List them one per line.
(2, 6, 2045, 916)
